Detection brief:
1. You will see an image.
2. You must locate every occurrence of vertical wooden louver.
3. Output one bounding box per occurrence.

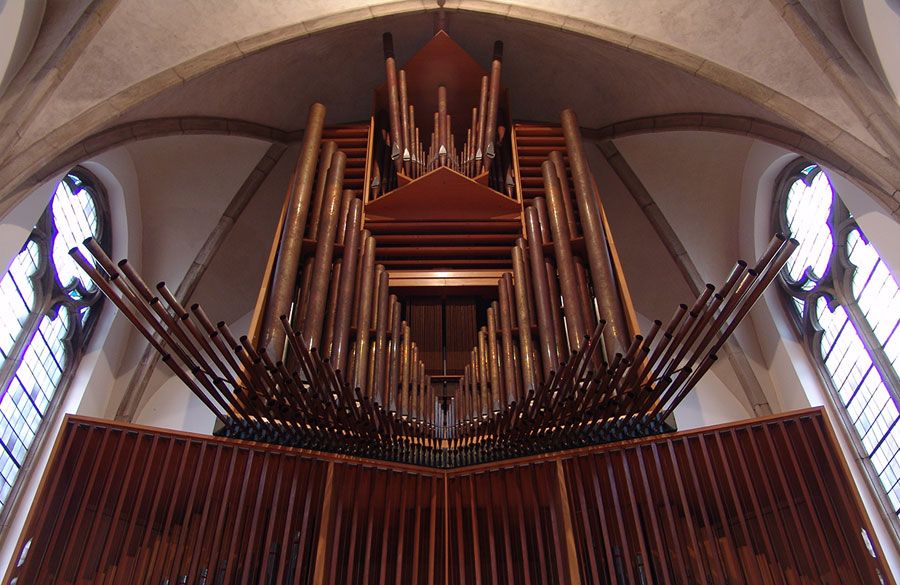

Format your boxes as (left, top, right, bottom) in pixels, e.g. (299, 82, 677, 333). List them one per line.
(4, 409, 894, 584)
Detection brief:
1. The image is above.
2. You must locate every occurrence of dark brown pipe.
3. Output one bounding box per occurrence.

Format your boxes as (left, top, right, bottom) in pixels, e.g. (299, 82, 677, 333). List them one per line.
(524, 207, 560, 378)
(482, 41, 503, 170)
(399, 69, 411, 170)
(353, 235, 377, 392)
(510, 250, 538, 392)
(335, 190, 355, 245)
(548, 151, 578, 237)
(307, 140, 337, 239)
(387, 299, 402, 412)
(372, 271, 391, 405)
(476, 76, 488, 162)
(260, 102, 326, 356)
(330, 198, 362, 373)
(533, 197, 567, 361)
(561, 108, 630, 359)
(301, 150, 346, 350)
(486, 306, 502, 411)
(542, 163, 588, 351)
(498, 276, 519, 404)
(383, 33, 403, 169)
(320, 260, 342, 359)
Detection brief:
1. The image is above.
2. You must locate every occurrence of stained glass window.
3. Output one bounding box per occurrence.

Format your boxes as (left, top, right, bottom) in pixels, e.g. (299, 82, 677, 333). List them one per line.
(776, 160, 900, 522)
(0, 169, 108, 513)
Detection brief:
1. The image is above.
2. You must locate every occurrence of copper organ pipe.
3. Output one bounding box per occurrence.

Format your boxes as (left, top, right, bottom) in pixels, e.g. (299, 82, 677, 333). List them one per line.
(320, 259, 343, 359)
(486, 306, 502, 411)
(542, 162, 587, 350)
(560, 108, 630, 357)
(482, 41, 502, 171)
(353, 235, 377, 392)
(399, 69, 411, 172)
(352, 229, 370, 330)
(383, 33, 403, 169)
(510, 249, 538, 391)
(387, 298, 401, 412)
(307, 140, 337, 238)
(301, 150, 347, 350)
(400, 321, 411, 414)
(574, 260, 596, 333)
(438, 85, 448, 165)
(335, 190, 355, 245)
(534, 197, 569, 361)
(294, 257, 315, 331)
(498, 274, 520, 403)
(330, 198, 362, 373)
(259, 102, 326, 356)
(548, 150, 578, 237)
(524, 207, 560, 378)
(476, 75, 488, 162)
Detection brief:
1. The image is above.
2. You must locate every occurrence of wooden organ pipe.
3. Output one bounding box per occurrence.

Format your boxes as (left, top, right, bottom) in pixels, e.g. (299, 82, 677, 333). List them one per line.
(259, 102, 326, 356)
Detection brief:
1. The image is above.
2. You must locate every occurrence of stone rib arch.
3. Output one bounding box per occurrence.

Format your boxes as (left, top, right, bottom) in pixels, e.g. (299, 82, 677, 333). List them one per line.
(0, 1, 897, 222)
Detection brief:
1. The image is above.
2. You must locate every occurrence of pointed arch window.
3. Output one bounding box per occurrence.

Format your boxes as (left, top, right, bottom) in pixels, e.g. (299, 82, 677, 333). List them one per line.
(0, 168, 109, 515)
(775, 160, 900, 523)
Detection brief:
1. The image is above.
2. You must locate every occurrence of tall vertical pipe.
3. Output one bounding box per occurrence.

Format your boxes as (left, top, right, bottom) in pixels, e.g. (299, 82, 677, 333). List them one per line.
(498, 275, 520, 403)
(372, 271, 393, 407)
(482, 41, 503, 171)
(353, 235, 377, 393)
(534, 197, 568, 361)
(301, 151, 346, 350)
(399, 69, 411, 171)
(510, 251, 538, 391)
(486, 306, 502, 411)
(476, 76, 488, 162)
(560, 108, 629, 357)
(383, 33, 403, 170)
(307, 140, 337, 239)
(524, 207, 560, 378)
(260, 102, 326, 355)
(542, 163, 587, 350)
(387, 298, 401, 412)
(548, 150, 578, 237)
(329, 198, 362, 373)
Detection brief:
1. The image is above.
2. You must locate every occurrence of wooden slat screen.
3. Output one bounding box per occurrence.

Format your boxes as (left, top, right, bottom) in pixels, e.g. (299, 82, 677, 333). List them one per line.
(4, 409, 894, 584)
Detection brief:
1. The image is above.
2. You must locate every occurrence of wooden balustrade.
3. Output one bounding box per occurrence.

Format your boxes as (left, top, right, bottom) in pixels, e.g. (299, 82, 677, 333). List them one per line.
(4, 407, 893, 584)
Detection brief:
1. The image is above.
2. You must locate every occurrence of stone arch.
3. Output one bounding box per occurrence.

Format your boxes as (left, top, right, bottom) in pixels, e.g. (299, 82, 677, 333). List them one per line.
(0, 1, 896, 220)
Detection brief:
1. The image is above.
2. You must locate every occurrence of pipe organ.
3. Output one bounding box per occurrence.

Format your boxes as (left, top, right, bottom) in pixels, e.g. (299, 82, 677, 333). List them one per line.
(6, 26, 894, 584)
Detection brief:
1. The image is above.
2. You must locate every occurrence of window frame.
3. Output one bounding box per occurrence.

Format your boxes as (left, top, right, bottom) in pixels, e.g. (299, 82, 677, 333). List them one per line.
(773, 157, 900, 541)
(0, 166, 110, 531)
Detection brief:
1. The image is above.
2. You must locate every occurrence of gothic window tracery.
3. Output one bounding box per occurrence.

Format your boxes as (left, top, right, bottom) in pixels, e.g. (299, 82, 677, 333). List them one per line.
(0, 168, 109, 513)
(776, 159, 900, 520)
